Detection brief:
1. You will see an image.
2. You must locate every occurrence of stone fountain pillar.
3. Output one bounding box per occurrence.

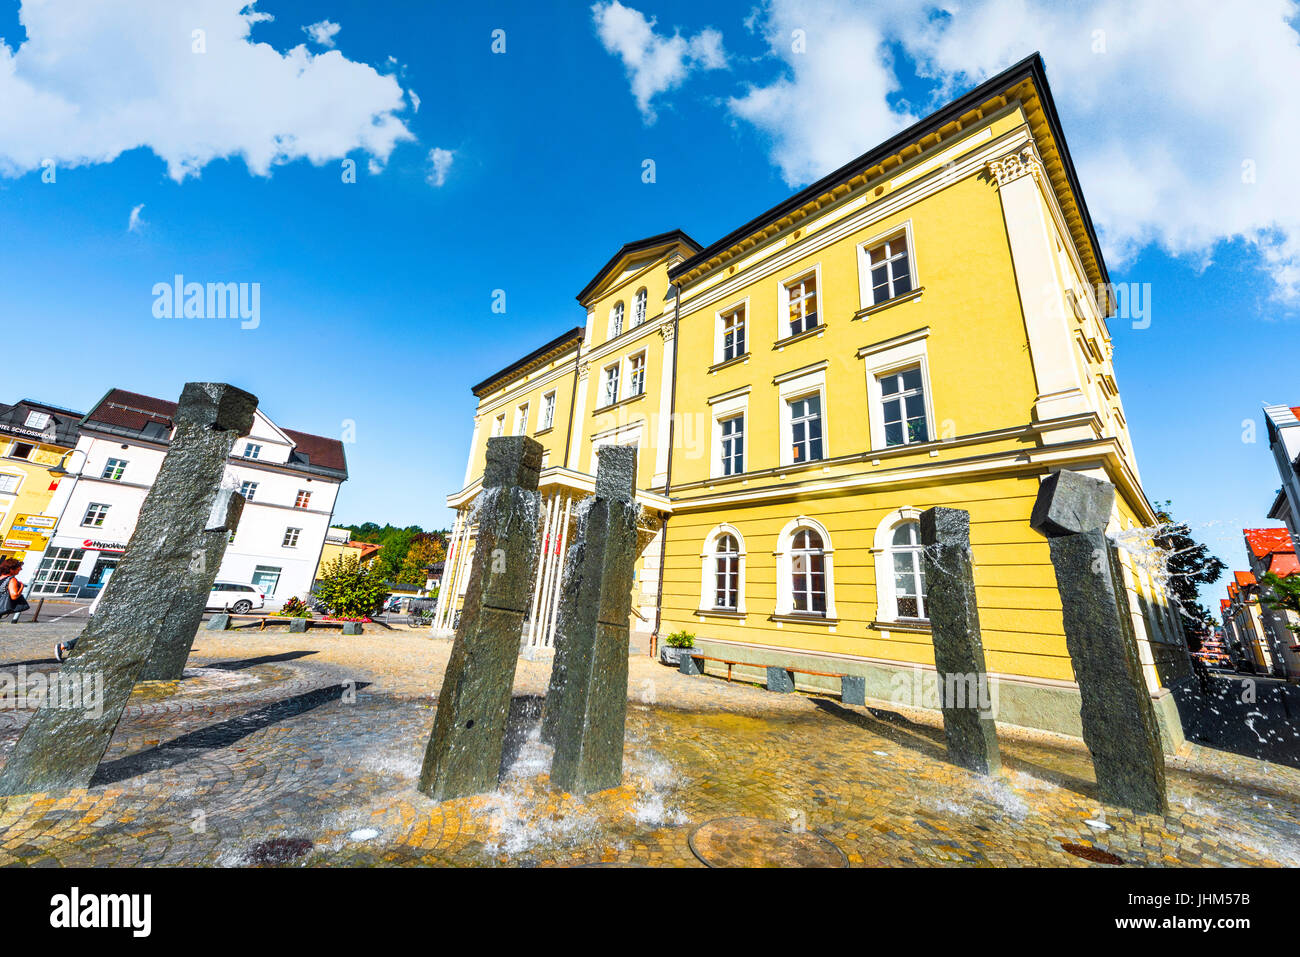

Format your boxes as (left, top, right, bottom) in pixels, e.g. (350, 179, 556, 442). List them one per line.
(0, 383, 257, 795)
(418, 436, 542, 802)
(919, 506, 1000, 775)
(543, 446, 639, 794)
(1031, 469, 1168, 814)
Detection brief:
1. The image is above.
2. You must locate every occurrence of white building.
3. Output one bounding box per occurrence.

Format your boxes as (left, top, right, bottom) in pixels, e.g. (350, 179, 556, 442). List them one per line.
(1266, 404, 1300, 544)
(23, 388, 347, 605)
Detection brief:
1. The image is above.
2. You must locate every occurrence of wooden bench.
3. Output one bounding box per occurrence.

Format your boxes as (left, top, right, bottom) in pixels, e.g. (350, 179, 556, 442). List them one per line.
(678, 652, 864, 705)
(210, 614, 363, 634)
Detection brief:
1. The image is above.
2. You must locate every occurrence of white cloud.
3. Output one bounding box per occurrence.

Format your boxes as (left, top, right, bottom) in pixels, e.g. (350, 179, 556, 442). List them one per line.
(409, 89, 421, 113)
(304, 20, 341, 48)
(726, 0, 1300, 302)
(591, 1, 727, 123)
(426, 147, 455, 187)
(0, 1, 412, 182)
(127, 203, 145, 233)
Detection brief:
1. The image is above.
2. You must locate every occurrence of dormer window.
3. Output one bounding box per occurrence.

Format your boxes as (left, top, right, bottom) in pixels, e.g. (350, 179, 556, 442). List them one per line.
(242, 443, 262, 459)
(24, 411, 50, 430)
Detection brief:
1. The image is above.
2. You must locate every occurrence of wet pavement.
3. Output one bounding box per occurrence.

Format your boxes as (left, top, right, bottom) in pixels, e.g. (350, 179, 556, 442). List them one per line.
(1, 618, 1299, 867)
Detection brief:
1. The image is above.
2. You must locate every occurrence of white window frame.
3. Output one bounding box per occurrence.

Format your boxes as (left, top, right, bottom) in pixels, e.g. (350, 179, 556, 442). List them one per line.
(283, 527, 302, 548)
(779, 262, 822, 339)
(540, 391, 556, 431)
(859, 329, 934, 452)
(23, 411, 50, 429)
(714, 297, 749, 365)
(0, 472, 21, 495)
(776, 364, 829, 468)
(239, 480, 258, 502)
(627, 351, 647, 398)
(493, 413, 505, 437)
(600, 363, 621, 407)
(514, 402, 529, 436)
(632, 288, 648, 327)
(873, 507, 928, 624)
(774, 516, 836, 618)
(699, 523, 747, 614)
(294, 489, 312, 509)
(82, 502, 110, 528)
(608, 301, 625, 340)
(856, 221, 918, 310)
(242, 443, 262, 459)
(708, 388, 749, 479)
(101, 458, 127, 481)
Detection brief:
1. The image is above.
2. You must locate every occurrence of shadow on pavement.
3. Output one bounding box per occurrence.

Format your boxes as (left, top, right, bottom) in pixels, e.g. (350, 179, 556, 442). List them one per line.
(201, 650, 319, 671)
(91, 680, 371, 786)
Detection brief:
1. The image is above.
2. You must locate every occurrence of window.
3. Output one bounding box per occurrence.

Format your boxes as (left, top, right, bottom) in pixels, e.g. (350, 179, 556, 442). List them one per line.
(101, 458, 127, 481)
(721, 305, 746, 362)
(879, 366, 929, 446)
(294, 489, 312, 509)
(540, 391, 556, 430)
(785, 272, 819, 336)
(628, 353, 646, 397)
(720, 414, 744, 476)
(714, 534, 740, 609)
(24, 411, 50, 429)
(602, 364, 620, 406)
(0, 473, 20, 494)
(789, 394, 824, 463)
(866, 234, 912, 304)
(283, 527, 301, 548)
(252, 565, 282, 597)
(515, 403, 529, 435)
(609, 301, 625, 339)
(493, 414, 505, 437)
(890, 521, 927, 619)
(242, 443, 262, 459)
(791, 528, 827, 615)
(239, 480, 258, 501)
(30, 547, 85, 596)
(8, 443, 33, 460)
(633, 288, 648, 326)
(82, 502, 110, 527)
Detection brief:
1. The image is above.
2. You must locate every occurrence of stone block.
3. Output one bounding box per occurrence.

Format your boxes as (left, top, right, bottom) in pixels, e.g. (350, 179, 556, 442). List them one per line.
(208, 614, 231, 631)
(174, 382, 258, 434)
(1030, 469, 1115, 538)
(342, 622, 362, 635)
(290, 618, 308, 633)
(766, 666, 795, 693)
(841, 675, 866, 706)
(679, 653, 702, 676)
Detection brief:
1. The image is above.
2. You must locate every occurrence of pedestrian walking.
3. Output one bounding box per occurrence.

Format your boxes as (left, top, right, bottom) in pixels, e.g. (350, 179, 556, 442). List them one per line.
(0, 558, 32, 624)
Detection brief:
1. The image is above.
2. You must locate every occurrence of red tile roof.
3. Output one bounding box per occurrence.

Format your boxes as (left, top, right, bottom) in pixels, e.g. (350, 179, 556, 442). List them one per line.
(85, 388, 346, 477)
(1220, 598, 1230, 610)
(1234, 570, 1257, 588)
(1270, 552, 1300, 577)
(1292, 406, 1300, 420)
(1244, 527, 1295, 559)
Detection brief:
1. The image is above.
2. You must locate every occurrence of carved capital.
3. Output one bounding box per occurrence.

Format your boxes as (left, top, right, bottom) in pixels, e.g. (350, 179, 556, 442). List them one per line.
(577, 361, 590, 382)
(987, 144, 1044, 188)
(659, 322, 676, 343)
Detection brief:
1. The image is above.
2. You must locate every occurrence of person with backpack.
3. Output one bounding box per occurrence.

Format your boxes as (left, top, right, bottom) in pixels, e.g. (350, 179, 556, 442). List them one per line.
(0, 558, 31, 624)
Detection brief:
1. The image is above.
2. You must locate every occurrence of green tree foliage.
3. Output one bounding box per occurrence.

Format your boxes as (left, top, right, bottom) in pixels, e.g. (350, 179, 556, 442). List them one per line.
(1261, 571, 1300, 634)
(337, 523, 449, 581)
(1152, 500, 1227, 644)
(314, 554, 391, 618)
(396, 534, 447, 585)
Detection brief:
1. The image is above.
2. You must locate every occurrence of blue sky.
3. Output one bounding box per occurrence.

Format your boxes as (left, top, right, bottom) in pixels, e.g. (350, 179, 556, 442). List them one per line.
(0, 0, 1297, 608)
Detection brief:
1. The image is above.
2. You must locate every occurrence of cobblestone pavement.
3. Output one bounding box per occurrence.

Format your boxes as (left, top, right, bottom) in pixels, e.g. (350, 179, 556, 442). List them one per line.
(1, 619, 1299, 867)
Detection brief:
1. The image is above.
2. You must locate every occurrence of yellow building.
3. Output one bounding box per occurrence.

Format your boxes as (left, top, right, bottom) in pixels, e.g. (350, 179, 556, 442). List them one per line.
(436, 54, 1192, 747)
(315, 527, 382, 580)
(0, 400, 83, 565)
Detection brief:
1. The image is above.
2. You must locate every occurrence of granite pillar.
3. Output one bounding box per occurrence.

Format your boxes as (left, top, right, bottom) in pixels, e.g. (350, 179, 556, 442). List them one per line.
(140, 486, 246, 681)
(418, 436, 542, 801)
(919, 506, 1001, 775)
(1031, 469, 1168, 814)
(0, 383, 257, 795)
(543, 446, 639, 794)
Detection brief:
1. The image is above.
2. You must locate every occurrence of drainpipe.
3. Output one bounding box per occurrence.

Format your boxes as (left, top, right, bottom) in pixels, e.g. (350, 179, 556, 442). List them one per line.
(563, 343, 580, 469)
(651, 282, 683, 656)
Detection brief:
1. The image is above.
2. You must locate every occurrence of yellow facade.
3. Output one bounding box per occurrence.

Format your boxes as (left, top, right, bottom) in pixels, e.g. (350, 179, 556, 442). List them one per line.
(0, 404, 79, 564)
(437, 55, 1190, 741)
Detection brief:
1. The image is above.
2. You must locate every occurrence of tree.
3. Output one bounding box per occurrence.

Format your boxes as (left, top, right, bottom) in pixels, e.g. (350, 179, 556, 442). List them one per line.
(314, 554, 390, 618)
(1152, 500, 1227, 644)
(1260, 571, 1300, 634)
(396, 533, 446, 585)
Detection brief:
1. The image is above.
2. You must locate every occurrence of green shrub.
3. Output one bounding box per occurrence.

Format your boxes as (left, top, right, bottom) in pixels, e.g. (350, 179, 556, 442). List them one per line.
(314, 554, 391, 619)
(665, 629, 696, 648)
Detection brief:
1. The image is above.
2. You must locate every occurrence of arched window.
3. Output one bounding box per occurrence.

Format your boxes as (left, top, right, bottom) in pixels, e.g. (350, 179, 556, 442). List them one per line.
(791, 528, 826, 614)
(609, 301, 625, 338)
(889, 521, 927, 619)
(715, 534, 739, 609)
(633, 288, 648, 326)
(699, 524, 747, 614)
(774, 518, 835, 619)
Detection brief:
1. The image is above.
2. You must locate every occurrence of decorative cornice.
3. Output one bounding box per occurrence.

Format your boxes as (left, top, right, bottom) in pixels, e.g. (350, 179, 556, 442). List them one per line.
(987, 144, 1044, 187)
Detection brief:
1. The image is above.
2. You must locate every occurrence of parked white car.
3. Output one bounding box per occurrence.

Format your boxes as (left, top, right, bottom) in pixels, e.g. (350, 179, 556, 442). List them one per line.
(206, 581, 266, 614)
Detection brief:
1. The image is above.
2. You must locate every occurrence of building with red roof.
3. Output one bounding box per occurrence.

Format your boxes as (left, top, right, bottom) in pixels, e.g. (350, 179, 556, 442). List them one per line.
(1239, 526, 1300, 677)
(20, 386, 347, 606)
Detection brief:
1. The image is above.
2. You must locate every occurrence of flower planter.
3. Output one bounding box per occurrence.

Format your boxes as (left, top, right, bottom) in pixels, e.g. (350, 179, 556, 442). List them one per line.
(660, 645, 697, 667)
